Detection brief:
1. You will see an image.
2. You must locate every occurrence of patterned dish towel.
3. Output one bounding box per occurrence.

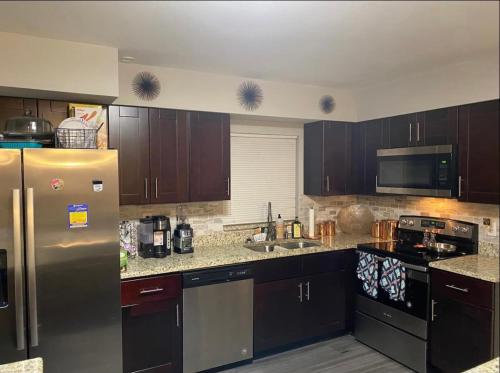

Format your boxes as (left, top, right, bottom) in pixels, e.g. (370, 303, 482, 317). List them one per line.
(356, 252, 379, 298)
(380, 257, 406, 301)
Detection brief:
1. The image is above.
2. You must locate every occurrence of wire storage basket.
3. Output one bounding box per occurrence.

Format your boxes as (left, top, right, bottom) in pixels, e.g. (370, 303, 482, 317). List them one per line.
(55, 125, 102, 149)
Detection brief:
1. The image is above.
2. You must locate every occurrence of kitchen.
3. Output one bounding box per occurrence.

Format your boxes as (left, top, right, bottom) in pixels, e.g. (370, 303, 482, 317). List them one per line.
(0, 1, 499, 373)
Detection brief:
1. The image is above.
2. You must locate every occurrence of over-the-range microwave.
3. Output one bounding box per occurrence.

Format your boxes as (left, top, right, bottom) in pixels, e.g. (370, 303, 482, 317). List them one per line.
(376, 144, 457, 198)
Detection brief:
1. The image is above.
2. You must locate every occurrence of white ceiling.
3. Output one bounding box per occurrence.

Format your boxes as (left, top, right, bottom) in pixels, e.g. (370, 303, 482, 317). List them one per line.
(0, 1, 498, 88)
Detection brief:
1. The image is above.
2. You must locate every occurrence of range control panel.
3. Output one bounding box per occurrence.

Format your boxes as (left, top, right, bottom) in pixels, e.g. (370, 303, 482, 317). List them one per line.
(398, 216, 477, 239)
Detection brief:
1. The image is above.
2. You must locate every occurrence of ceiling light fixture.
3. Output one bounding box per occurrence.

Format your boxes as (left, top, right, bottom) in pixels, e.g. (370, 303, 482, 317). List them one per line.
(120, 56, 136, 63)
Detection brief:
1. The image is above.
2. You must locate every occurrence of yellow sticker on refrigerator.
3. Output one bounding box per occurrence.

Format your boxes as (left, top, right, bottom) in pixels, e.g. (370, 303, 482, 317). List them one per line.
(68, 204, 88, 228)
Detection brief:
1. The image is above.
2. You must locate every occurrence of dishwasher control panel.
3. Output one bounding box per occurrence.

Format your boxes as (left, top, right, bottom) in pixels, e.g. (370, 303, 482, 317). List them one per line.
(183, 265, 253, 288)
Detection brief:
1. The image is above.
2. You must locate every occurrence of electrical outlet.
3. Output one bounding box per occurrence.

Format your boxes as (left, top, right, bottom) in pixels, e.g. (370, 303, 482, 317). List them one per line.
(486, 220, 498, 237)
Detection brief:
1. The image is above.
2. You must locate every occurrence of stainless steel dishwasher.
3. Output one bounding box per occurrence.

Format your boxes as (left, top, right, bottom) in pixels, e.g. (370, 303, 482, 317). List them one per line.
(182, 265, 254, 373)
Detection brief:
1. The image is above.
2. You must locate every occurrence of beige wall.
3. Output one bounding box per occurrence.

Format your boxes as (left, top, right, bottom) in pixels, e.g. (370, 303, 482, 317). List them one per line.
(353, 52, 500, 121)
(115, 62, 358, 121)
(0, 32, 119, 102)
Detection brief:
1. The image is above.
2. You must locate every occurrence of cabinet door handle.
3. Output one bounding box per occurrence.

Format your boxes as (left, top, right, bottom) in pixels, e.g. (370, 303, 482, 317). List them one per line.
(431, 299, 438, 321)
(144, 178, 148, 200)
(458, 176, 462, 197)
(155, 177, 158, 199)
(176, 304, 180, 327)
(298, 283, 303, 303)
(416, 122, 420, 142)
(139, 287, 164, 295)
(326, 176, 330, 192)
(227, 177, 230, 197)
(445, 284, 469, 293)
(383, 312, 392, 319)
(409, 122, 412, 144)
(305, 281, 310, 301)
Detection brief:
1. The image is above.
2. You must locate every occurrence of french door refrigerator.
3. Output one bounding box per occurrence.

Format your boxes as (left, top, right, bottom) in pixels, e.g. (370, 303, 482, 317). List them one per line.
(0, 148, 122, 372)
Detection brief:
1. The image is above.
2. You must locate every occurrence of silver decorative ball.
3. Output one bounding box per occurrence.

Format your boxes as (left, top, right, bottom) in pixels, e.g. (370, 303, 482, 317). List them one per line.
(337, 204, 374, 234)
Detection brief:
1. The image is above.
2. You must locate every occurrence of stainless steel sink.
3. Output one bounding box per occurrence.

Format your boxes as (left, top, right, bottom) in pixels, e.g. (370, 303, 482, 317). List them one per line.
(277, 241, 319, 249)
(244, 242, 276, 253)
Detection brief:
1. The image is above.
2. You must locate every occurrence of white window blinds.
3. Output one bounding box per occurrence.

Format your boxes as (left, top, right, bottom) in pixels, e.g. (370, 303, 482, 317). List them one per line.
(229, 133, 297, 224)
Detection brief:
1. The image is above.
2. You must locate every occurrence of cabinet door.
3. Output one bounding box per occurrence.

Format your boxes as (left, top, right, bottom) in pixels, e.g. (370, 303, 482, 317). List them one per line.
(458, 100, 499, 204)
(149, 108, 188, 203)
(419, 106, 458, 146)
(108, 106, 150, 205)
(348, 124, 363, 195)
(323, 122, 348, 195)
(254, 278, 303, 354)
(383, 114, 415, 148)
(301, 271, 346, 340)
(430, 296, 493, 372)
(0, 96, 37, 132)
(303, 123, 324, 196)
(361, 119, 384, 194)
(122, 299, 182, 373)
(189, 112, 230, 202)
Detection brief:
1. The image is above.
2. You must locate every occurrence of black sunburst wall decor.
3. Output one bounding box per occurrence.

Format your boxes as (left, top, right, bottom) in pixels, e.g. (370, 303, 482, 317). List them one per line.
(132, 71, 161, 101)
(319, 95, 335, 114)
(237, 81, 263, 111)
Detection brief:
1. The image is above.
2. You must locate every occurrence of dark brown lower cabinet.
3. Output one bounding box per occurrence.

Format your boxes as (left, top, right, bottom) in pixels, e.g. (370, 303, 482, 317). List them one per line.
(121, 275, 182, 373)
(253, 251, 351, 355)
(430, 269, 499, 372)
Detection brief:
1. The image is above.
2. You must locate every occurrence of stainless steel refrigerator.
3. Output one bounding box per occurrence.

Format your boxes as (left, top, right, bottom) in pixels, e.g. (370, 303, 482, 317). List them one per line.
(0, 148, 122, 372)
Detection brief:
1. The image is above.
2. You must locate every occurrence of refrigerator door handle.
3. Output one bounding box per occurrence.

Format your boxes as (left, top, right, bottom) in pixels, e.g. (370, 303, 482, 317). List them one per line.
(12, 189, 25, 351)
(26, 187, 39, 347)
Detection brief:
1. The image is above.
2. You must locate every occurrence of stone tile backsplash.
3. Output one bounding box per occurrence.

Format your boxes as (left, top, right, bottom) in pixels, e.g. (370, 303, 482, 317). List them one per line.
(120, 194, 499, 256)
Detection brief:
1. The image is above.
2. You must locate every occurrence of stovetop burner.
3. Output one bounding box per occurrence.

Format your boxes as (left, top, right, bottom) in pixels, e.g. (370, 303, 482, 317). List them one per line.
(357, 215, 478, 267)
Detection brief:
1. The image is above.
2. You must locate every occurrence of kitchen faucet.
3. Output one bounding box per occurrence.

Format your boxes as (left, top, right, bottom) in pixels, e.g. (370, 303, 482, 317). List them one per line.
(266, 202, 276, 241)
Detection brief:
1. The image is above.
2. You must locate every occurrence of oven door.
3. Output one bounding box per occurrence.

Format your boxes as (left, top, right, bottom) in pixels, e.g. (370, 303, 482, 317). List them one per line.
(356, 251, 429, 321)
(376, 145, 456, 197)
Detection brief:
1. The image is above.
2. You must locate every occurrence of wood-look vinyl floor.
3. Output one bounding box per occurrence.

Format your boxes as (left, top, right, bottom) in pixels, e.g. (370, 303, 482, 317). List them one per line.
(221, 335, 413, 373)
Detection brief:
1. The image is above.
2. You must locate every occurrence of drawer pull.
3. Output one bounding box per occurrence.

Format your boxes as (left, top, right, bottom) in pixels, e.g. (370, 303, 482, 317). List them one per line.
(383, 312, 393, 319)
(139, 287, 164, 295)
(445, 284, 469, 293)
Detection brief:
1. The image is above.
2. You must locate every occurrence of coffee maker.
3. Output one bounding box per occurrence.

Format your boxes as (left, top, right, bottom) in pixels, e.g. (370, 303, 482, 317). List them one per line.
(139, 215, 172, 258)
(138, 217, 154, 258)
(153, 215, 171, 258)
(173, 206, 193, 254)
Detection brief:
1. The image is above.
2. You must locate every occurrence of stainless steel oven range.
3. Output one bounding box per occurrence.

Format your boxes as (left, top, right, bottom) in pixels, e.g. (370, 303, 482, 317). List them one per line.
(354, 216, 478, 373)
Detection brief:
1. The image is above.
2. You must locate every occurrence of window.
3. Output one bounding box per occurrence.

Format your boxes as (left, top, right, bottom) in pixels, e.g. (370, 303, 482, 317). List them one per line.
(229, 133, 297, 224)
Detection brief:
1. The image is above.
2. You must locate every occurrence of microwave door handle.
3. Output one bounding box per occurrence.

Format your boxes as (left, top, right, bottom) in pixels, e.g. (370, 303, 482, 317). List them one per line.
(26, 188, 39, 347)
(12, 189, 25, 351)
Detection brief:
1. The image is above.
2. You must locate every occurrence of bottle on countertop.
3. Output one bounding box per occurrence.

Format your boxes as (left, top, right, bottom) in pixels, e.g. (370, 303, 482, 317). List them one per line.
(276, 214, 285, 240)
(292, 217, 302, 239)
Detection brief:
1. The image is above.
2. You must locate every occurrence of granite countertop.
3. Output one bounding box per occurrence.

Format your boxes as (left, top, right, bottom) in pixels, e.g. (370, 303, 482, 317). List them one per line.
(0, 358, 43, 373)
(429, 255, 500, 283)
(122, 233, 383, 279)
(464, 357, 499, 373)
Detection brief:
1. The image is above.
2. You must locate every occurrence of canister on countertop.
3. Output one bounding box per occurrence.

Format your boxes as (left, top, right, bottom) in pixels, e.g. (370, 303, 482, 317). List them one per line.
(325, 221, 336, 236)
(381, 219, 399, 240)
(371, 221, 382, 238)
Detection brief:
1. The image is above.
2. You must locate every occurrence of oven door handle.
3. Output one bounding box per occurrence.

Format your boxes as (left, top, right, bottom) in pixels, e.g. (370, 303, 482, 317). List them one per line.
(355, 250, 428, 273)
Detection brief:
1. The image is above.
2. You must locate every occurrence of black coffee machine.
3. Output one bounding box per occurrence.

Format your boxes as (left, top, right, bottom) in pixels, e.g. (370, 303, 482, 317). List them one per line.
(173, 206, 193, 254)
(139, 215, 171, 258)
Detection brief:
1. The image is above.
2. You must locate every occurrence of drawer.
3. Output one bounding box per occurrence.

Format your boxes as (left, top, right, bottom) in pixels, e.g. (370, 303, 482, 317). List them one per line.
(302, 250, 349, 275)
(121, 274, 181, 306)
(432, 269, 494, 309)
(253, 257, 301, 283)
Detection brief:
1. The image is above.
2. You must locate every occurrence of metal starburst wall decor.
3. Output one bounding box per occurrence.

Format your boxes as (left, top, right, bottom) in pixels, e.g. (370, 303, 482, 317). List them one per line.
(237, 81, 263, 111)
(132, 71, 161, 101)
(319, 95, 335, 114)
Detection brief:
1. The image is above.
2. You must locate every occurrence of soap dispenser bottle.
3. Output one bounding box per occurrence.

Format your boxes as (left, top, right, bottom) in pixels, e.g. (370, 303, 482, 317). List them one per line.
(292, 217, 302, 239)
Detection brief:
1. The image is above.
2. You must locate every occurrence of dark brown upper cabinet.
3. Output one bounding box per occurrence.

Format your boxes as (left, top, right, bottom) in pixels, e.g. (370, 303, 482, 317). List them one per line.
(149, 108, 189, 204)
(458, 99, 499, 204)
(359, 119, 384, 195)
(108, 106, 150, 205)
(382, 113, 419, 148)
(0, 96, 37, 132)
(304, 121, 351, 196)
(418, 106, 458, 146)
(189, 111, 230, 202)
